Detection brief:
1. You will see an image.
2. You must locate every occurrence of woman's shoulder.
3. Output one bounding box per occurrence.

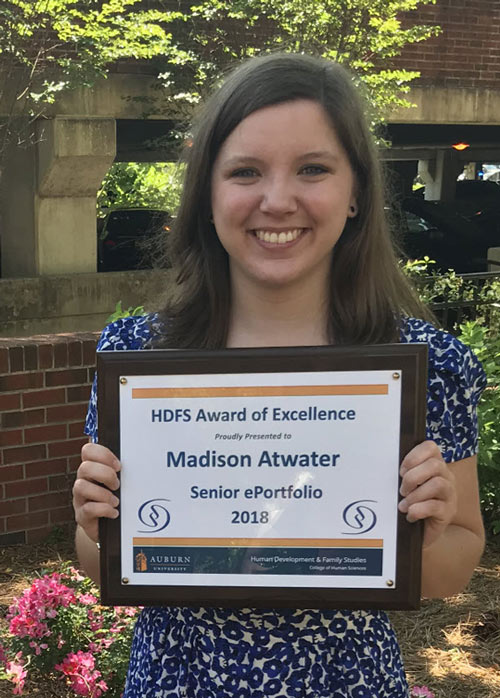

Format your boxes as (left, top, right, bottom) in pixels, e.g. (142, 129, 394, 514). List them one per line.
(400, 316, 486, 401)
(97, 313, 162, 352)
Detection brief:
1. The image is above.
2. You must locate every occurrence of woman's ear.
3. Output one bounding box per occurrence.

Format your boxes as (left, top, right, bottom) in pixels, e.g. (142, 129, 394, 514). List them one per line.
(347, 201, 358, 218)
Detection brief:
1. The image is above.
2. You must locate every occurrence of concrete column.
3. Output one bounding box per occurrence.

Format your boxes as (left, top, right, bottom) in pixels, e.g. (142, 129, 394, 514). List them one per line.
(418, 149, 463, 202)
(488, 247, 500, 271)
(1, 118, 116, 277)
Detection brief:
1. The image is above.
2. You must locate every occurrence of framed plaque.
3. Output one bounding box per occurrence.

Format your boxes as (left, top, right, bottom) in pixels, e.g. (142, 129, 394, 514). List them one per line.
(97, 343, 427, 610)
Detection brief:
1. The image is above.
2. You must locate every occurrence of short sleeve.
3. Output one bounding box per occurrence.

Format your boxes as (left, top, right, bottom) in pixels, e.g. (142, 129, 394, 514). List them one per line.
(84, 315, 156, 442)
(401, 318, 487, 463)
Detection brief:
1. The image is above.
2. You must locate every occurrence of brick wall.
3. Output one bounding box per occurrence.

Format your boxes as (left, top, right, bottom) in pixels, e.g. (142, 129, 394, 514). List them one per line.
(396, 0, 500, 89)
(0, 333, 99, 544)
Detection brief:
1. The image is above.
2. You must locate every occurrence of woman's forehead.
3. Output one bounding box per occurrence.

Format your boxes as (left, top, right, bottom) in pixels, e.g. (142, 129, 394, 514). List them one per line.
(215, 99, 345, 162)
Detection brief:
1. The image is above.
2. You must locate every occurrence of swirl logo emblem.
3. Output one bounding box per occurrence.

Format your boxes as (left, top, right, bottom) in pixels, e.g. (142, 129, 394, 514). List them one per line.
(342, 500, 377, 534)
(137, 499, 171, 533)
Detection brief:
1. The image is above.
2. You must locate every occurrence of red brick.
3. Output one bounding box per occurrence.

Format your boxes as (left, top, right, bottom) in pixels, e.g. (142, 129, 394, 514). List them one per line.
(3, 444, 47, 465)
(82, 340, 98, 366)
(67, 386, 92, 403)
(46, 403, 87, 423)
(68, 455, 82, 473)
(2, 409, 45, 428)
(45, 368, 88, 387)
(9, 346, 24, 372)
(48, 438, 87, 458)
(23, 388, 66, 408)
(24, 345, 38, 371)
(0, 347, 8, 373)
(1, 498, 27, 516)
(0, 373, 43, 392)
(68, 422, 86, 438)
(28, 491, 70, 511)
(24, 424, 67, 444)
(5, 478, 48, 498)
(0, 464, 24, 483)
(25, 458, 67, 477)
(68, 341, 83, 366)
(0, 530, 25, 545)
(0, 393, 21, 411)
(0, 519, 5, 533)
(0, 429, 23, 447)
(6, 510, 49, 532)
(54, 342, 68, 368)
(26, 526, 54, 544)
(38, 344, 53, 370)
(50, 506, 74, 524)
(49, 473, 69, 491)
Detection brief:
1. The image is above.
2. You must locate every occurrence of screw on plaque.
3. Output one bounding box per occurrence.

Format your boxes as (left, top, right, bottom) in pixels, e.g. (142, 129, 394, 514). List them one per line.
(120, 377, 127, 385)
(392, 372, 400, 380)
(122, 577, 129, 584)
(386, 579, 394, 587)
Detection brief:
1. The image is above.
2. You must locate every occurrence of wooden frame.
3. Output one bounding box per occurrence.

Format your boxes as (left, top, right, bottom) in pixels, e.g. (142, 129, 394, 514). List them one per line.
(97, 343, 427, 610)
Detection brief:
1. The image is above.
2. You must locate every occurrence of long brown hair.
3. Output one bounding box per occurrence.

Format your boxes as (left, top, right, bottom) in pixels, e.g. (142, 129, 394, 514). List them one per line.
(157, 53, 432, 348)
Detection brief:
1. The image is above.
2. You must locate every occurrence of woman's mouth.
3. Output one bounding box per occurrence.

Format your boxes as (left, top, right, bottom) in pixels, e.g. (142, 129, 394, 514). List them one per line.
(253, 228, 306, 245)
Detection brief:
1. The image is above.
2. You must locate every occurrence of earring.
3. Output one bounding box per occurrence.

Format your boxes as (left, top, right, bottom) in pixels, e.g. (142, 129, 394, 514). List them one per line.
(349, 204, 357, 216)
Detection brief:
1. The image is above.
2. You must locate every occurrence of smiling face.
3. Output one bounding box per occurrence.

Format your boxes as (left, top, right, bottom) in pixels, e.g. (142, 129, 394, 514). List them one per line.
(210, 99, 358, 295)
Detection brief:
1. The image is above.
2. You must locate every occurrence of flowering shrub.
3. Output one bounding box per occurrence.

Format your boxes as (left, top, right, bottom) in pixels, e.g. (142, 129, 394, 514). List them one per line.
(0, 565, 137, 696)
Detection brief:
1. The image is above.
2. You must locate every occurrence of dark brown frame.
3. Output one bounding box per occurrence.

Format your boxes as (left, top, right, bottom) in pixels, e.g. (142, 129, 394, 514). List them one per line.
(97, 343, 427, 610)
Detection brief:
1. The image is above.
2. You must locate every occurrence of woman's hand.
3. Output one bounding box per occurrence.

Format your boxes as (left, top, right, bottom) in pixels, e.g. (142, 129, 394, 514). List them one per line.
(73, 443, 121, 543)
(398, 440, 457, 549)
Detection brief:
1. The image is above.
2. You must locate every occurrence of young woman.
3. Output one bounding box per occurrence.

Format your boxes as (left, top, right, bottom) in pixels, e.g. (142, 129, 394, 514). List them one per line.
(73, 53, 486, 697)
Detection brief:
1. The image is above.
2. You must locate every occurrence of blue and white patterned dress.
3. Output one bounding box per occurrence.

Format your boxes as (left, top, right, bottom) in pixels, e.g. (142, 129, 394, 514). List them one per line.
(85, 315, 486, 698)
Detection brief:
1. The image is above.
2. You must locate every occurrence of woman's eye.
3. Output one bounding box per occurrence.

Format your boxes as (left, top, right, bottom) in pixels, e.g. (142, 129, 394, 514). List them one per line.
(230, 168, 259, 178)
(300, 165, 328, 175)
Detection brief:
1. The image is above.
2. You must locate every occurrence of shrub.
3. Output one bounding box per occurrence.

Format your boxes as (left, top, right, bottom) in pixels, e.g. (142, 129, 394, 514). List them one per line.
(458, 320, 500, 533)
(0, 565, 137, 696)
(402, 258, 500, 533)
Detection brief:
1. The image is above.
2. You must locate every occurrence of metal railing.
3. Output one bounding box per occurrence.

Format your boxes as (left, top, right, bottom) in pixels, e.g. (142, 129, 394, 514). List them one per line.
(420, 271, 500, 332)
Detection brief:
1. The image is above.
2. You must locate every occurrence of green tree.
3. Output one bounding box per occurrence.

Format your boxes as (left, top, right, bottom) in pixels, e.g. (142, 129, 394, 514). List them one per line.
(0, 0, 186, 161)
(97, 162, 184, 217)
(179, 0, 440, 120)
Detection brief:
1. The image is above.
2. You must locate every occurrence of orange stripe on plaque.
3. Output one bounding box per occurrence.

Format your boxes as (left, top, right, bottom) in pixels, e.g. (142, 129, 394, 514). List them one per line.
(133, 537, 383, 548)
(132, 385, 388, 399)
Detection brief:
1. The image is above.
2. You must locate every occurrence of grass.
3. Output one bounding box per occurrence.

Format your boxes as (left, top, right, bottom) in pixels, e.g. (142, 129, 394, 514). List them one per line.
(0, 532, 499, 697)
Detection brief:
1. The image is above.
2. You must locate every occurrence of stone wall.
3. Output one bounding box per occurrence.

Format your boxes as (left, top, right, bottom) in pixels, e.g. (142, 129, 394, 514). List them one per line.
(0, 269, 173, 337)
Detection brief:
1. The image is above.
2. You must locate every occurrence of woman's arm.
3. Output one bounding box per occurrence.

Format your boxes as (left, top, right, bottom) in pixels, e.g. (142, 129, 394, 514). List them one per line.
(399, 443, 485, 598)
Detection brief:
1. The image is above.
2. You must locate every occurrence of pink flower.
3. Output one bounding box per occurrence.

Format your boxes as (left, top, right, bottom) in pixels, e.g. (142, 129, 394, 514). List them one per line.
(7, 574, 75, 639)
(411, 687, 435, 698)
(5, 658, 27, 695)
(79, 593, 98, 605)
(123, 607, 137, 617)
(69, 567, 86, 582)
(55, 650, 108, 697)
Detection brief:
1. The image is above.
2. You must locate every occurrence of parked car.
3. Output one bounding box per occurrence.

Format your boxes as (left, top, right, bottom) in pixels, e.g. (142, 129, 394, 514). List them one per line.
(97, 208, 171, 272)
(395, 197, 497, 273)
(453, 180, 500, 253)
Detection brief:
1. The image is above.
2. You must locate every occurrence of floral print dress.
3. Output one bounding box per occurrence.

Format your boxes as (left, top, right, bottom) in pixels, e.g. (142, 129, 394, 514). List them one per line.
(85, 316, 486, 698)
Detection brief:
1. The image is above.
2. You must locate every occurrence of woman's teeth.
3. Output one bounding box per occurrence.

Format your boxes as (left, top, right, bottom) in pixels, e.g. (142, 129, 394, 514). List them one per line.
(254, 228, 303, 244)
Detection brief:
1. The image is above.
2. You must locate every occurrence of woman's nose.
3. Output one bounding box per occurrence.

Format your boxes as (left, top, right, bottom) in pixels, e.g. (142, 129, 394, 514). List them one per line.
(259, 177, 298, 215)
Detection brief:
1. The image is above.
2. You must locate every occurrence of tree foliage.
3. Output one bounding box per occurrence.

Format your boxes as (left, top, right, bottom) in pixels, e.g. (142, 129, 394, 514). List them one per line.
(180, 0, 440, 119)
(0, 0, 186, 157)
(0, 0, 440, 149)
(97, 162, 184, 217)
